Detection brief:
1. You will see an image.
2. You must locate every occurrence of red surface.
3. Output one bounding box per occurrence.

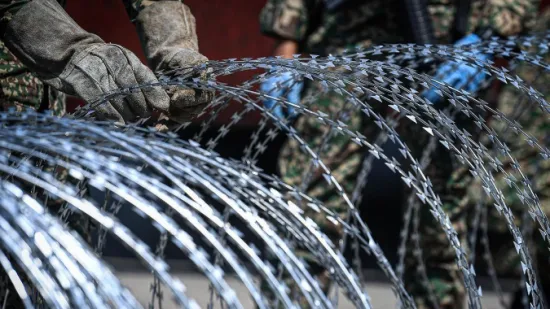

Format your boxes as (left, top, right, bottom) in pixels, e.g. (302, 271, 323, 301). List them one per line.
(64, 0, 275, 126)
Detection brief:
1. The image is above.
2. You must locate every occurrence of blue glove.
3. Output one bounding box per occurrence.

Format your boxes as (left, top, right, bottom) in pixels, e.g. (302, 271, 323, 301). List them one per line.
(423, 34, 492, 104)
(260, 71, 303, 120)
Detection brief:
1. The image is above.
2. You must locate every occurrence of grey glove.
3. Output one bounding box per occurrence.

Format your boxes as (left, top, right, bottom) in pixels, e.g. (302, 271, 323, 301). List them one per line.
(136, 1, 213, 123)
(2, 0, 170, 124)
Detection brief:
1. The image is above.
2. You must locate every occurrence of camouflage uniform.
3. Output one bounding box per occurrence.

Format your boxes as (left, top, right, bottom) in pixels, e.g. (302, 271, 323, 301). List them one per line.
(467, 7, 550, 307)
(260, 0, 538, 307)
(0, 1, 185, 307)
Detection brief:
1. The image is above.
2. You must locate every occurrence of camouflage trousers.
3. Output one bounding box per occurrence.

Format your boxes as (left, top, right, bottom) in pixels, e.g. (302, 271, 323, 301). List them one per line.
(467, 82, 550, 307)
(262, 77, 477, 308)
(401, 120, 475, 309)
(260, 79, 373, 306)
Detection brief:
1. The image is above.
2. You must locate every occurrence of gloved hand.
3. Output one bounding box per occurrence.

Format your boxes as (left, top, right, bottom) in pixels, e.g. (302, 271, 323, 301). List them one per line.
(423, 33, 492, 104)
(136, 2, 214, 123)
(260, 71, 303, 120)
(1, 0, 170, 124)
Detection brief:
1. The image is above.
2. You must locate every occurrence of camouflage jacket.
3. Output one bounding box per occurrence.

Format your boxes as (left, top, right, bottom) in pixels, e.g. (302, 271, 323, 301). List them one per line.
(0, 0, 184, 115)
(259, 0, 539, 55)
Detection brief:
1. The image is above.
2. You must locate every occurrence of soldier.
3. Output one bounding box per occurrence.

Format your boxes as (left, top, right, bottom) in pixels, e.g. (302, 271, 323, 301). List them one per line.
(0, 0, 211, 307)
(467, 6, 550, 309)
(259, 0, 538, 308)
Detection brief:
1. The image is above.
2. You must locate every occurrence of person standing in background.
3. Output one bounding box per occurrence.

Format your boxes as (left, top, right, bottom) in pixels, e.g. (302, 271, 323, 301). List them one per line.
(258, 0, 538, 307)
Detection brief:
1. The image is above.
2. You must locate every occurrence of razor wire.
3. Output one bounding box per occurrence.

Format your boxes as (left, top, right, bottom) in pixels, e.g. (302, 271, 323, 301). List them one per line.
(0, 30, 549, 309)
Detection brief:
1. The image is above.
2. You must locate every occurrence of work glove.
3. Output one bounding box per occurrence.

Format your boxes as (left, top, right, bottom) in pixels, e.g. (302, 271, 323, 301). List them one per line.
(1, 0, 170, 124)
(135, 2, 213, 123)
(423, 33, 492, 104)
(260, 71, 303, 120)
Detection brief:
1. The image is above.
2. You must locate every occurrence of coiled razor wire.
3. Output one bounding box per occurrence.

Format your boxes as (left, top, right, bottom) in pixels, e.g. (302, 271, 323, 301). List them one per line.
(0, 31, 549, 308)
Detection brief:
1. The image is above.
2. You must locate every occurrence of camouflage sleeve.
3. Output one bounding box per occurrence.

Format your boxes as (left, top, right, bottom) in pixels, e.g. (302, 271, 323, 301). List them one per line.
(259, 0, 315, 42)
(478, 0, 540, 36)
(121, 0, 184, 21)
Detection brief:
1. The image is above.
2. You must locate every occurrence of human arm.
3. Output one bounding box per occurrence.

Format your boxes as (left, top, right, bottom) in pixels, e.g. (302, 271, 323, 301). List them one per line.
(274, 39, 299, 59)
(0, 0, 170, 124)
(423, 0, 540, 104)
(259, 0, 312, 119)
(423, 33, 492, 104)
(127, 0, 213, 123)
(259, 39, 303, 119)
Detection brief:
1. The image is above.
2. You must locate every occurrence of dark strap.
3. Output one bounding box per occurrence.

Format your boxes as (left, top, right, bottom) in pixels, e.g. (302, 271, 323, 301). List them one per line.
(452, 0, 472, 42)
(38, 84, 49, 113)
(403, 0, 435, 44)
